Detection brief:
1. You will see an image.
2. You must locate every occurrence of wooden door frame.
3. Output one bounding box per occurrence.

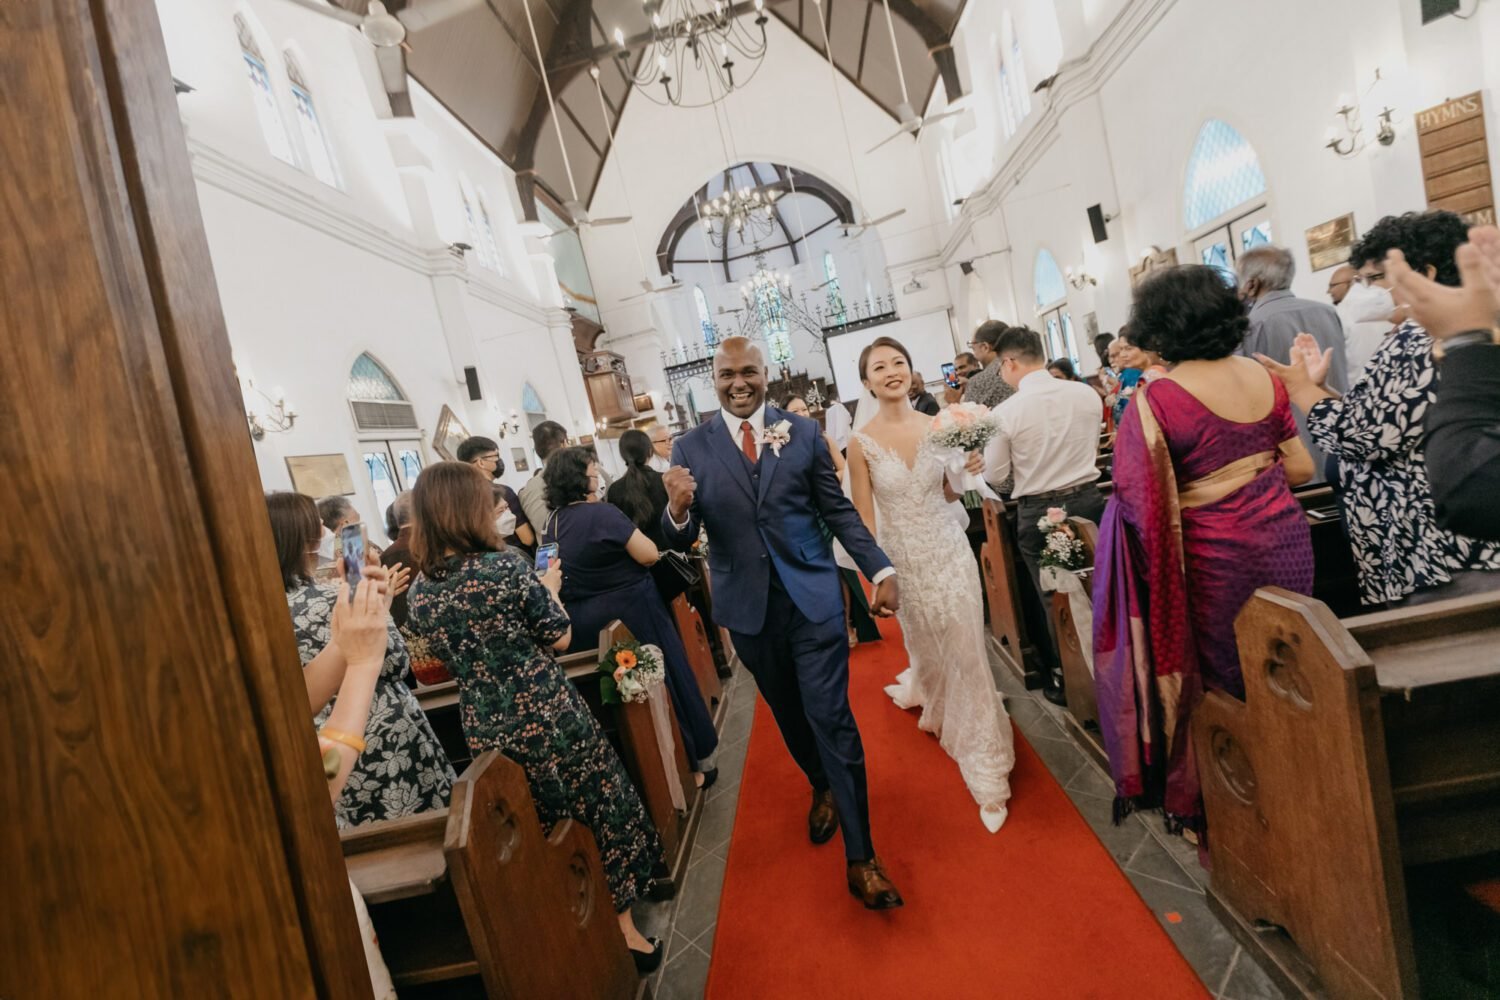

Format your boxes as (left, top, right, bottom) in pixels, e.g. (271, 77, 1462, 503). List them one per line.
(3, 1, 370, 994)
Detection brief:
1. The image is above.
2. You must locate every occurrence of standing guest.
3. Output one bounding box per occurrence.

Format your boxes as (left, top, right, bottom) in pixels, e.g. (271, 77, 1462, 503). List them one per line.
(984, 327, 1109, 704)
(907, 373, 941, 415)
(963, 320, 1019, 409)
(1093, 333, 1116, 377)
(458, 435, 535, 551)
(315, 495, 363, 573)
(823, 398, 854, 455)
(517, 420, 570, 531)
(404, 462, 666, 971)
(607, 429, 688, 605)
(1110, 331, 1156, 426)
(266, 491, 455, 829)
(1337, 270, 1401, 376)
(647, 425, 673, 473)
(1327, 263, 1356, 306)
(1046, 358, 1084, 381)
(1095, 265, 1316, 833)
(945, 351, 982, 405)
(542, 447, 719, 786)
(1236, 245, 1349, 484)
(1390, 227, 1500, 542)
(1260, 211, 1500, 605)
(380, 491, 415, 628)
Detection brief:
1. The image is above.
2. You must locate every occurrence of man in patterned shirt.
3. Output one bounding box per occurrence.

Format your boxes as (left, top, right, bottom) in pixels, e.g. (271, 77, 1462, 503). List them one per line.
(963, 320, 1019, 410)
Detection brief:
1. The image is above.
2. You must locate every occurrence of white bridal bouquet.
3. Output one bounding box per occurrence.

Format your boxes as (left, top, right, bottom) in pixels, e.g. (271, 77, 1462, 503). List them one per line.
(927, 402, 999, 508)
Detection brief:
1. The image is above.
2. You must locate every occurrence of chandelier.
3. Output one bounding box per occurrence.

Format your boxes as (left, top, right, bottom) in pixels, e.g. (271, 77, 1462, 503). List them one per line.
(739, 247, 795, 364)
(613, 0, 770, 107)
(700, 185, 779, 249)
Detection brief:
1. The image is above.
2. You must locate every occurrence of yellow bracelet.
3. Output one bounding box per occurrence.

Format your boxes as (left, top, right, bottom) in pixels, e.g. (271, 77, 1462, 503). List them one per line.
(319, 726, 366, 754)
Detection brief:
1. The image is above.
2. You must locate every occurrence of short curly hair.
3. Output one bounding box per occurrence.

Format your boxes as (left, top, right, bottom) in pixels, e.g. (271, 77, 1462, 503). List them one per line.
(1128, 265, 1248, 363)
(1349, 210, 1467, 288)
(543, 446, 595, 509)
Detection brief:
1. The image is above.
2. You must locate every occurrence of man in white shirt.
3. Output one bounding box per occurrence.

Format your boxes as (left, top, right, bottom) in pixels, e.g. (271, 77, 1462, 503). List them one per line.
(822, 398, 853, 454)
(648, 425, 673, 473)
(983, 327, 1107, 702)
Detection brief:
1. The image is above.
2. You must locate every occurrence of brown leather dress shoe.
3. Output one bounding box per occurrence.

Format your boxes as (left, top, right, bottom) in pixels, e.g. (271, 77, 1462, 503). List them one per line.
(847, 858, 904, 910)
(808, 789, 839, 845)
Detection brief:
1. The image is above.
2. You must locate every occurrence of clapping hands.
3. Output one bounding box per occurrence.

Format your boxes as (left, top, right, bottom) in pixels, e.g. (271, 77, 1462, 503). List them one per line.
(1256, 333, 1333, 409)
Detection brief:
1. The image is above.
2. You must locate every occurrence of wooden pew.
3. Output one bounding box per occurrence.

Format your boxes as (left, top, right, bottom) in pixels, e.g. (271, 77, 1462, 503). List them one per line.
(1048, 517, 1104, 765)
(687, 553, 737, 678)
(341, 751, 640, 999)
(980, 497, 1046, 687)
(672, 593, 724, 714)
(1194, 589, 1500, 998)
(416, 622, 702, 895)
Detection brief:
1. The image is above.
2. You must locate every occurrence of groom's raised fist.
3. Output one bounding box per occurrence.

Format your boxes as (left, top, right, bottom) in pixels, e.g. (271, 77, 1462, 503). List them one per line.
(664, 465, 697, 519)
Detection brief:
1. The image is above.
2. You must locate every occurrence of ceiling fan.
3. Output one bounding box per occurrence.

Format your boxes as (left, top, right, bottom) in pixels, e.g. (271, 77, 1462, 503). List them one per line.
(865, 0, 965, 153)
(809, 0, 904, 235)
(620, 273, 683, 303)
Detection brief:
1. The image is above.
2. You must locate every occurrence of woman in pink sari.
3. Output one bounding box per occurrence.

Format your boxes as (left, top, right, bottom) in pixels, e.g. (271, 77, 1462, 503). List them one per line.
(1093, 265, 1317, 833)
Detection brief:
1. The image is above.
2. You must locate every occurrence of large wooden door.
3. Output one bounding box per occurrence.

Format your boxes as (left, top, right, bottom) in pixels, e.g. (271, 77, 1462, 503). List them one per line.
(1, 1, 370, 996)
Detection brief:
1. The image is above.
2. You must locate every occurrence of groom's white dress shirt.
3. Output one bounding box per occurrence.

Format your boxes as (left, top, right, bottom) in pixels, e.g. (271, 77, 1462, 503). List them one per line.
(674, 403, 894, 584)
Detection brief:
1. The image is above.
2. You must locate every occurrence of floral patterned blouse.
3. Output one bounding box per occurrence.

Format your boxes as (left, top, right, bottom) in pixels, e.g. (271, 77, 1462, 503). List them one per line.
(1305, 321, 1500, 605)
(287, 582, 456, 828)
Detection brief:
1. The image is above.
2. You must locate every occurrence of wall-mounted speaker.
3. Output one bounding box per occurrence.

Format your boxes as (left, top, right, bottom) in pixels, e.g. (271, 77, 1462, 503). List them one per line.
(1087, 204, 1110, 244)
(463, 366, 482, 401)
(1421, 0, 1460, 24)
(959, 260, 975, 275)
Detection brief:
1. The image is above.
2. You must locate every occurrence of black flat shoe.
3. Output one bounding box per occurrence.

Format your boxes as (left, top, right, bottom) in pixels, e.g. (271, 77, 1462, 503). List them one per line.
(697, 767, 719, 791)
(630, 938, 664, 974)
(1042, 685, 1068, 707)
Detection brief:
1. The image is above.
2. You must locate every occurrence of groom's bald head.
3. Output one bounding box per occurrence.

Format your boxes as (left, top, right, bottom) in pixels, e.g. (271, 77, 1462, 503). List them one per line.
(714, 337, 768, 419)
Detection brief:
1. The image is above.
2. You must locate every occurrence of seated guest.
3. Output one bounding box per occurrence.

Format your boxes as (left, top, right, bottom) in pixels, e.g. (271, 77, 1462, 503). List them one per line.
(404, 462, 665, 970)
(983, 327, 1109, 704)
(1261, 211, 1500, 606)
(458, 434, 535, 552)
(907, 372, 941, 415)
(1390, 226, 1500, 542)
(784, 397, 883, 646)
(518, 420, 570, 531)
(1095, 265, 1316, 833)
(542, 447, 719, 785)
(379, 492, 416, 628)
(266, 491, 455, 828)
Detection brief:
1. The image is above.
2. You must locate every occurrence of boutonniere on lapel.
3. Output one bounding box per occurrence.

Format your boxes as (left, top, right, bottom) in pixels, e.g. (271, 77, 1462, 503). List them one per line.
(761, 420, 793, 457)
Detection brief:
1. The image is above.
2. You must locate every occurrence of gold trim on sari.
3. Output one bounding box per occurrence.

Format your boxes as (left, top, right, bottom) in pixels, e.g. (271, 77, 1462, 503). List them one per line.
(1178, 451, 1276, 509)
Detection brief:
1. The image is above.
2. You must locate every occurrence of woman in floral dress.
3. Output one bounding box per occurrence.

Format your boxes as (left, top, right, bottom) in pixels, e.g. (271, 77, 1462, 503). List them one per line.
(404, 462, 665, 972)
(265, 492, 455, 829)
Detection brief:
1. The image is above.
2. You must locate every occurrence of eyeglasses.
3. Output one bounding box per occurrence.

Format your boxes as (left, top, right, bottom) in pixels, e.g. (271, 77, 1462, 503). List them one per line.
(1355, 272, 1386, 287)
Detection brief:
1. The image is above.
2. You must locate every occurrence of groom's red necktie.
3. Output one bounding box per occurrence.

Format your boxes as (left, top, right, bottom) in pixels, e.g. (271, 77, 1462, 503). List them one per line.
(740, 421, 758, 464)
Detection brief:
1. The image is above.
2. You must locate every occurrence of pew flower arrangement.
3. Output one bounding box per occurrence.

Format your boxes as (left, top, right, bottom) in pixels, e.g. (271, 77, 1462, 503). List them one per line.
(1038, 506, 1088, 582)
(598, 640, 666, 705)
(928, 402, 999, 508)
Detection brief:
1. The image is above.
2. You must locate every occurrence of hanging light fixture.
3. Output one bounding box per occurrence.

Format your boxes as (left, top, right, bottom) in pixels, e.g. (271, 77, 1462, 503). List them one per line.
(701, 183, 779, 248)
(613, 0, 770, 107)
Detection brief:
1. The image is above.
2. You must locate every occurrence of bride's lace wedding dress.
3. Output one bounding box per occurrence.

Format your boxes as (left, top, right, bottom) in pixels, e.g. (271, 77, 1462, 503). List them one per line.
(855, 431, 1016, 832)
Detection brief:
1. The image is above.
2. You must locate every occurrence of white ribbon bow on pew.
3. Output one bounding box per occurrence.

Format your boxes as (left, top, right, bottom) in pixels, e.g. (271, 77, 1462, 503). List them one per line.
(1040, 565, 1095, 677)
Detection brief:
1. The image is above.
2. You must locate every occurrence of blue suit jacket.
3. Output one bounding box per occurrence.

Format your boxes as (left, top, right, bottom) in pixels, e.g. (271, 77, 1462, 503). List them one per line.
(662, 407, 891, 634)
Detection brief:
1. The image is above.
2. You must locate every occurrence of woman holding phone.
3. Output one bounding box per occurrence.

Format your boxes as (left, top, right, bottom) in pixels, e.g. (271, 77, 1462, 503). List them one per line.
(265, 492, 455, 829)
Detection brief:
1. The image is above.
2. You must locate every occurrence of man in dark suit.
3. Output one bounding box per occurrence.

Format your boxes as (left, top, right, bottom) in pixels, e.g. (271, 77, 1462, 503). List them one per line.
(662, 337, 904, 908)
(907, 372, 941, 416)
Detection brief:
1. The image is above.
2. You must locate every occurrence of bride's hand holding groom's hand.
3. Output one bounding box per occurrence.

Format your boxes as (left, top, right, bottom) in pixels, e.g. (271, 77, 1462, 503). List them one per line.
(664, 465, 696, 521)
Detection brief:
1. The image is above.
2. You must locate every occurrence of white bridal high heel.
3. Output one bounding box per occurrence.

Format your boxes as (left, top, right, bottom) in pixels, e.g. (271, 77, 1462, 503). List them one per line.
(981, 803, 1008, 834)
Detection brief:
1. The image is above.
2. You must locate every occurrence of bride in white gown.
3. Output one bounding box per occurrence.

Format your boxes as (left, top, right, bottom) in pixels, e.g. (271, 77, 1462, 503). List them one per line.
(846, 336, 1016, 833)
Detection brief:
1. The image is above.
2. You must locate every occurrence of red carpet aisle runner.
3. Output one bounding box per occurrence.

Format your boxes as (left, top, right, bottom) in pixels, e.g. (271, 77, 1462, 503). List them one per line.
(705, 619, 1208, 999)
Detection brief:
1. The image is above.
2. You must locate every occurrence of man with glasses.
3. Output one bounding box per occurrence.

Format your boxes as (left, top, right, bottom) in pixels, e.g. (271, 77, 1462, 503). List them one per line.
(457, 434, 535, 549)
(961, 321, 1018, 410)
(1326, 263, 1355, 306)
(943, 351, 982, 405)
(1237, 245, 1349, 483)
(1339, 257, 1405, 374)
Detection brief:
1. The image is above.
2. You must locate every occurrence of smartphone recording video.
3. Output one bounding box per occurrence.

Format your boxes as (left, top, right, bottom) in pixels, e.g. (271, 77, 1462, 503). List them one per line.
(941, 362, 959, 390)
(535, 543, 559, 573)
(339, 524, 366, 600)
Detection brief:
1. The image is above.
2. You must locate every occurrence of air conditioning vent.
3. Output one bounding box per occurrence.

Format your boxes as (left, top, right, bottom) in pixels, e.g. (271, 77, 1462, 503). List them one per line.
(350, 399, 419, 432)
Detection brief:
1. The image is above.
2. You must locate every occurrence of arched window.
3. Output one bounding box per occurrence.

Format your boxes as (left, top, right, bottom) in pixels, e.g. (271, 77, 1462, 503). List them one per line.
(757, 284, 793, 365)
(1034, 249, 1067, 310)
(284, 50, 340, 188)
(521, 382, 548, 431)
(1034, 250, 1077, 366)
(997, 14, 1028, 139)
(235, 14, 295, 165)
(998, 64, 1018, 140)
(459, 185, 498, 271)
(476, 194, 503, 274)
(346, 353, 420, 521)
(1011, 38, 1031, 117)
(822, 251, 846, 324)
(1183, 120, 1267, 231)
(693, 285, 717, 347)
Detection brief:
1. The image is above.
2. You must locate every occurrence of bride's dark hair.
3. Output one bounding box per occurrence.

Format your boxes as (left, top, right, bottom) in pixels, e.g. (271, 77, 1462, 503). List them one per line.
(857, 336, 914, 381)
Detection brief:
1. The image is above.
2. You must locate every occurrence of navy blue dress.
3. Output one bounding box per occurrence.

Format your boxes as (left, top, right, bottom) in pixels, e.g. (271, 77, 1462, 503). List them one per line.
(544, 502, 719, 768)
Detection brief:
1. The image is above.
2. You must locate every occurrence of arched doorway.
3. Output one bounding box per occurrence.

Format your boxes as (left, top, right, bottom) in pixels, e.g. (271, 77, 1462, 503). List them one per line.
(1183, 119, 1272, 284)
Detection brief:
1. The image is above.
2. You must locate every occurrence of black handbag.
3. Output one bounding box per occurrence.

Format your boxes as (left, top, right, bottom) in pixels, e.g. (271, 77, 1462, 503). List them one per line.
(659, 549, 701, 588)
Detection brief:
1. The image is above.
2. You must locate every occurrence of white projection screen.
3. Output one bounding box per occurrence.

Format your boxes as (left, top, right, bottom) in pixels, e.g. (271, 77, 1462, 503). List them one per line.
(825, 311, 960, 403)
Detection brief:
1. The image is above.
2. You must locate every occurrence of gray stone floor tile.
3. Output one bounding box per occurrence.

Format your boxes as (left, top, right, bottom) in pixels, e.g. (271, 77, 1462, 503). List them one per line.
(1218, 948, 1291, 1000)
(1068, 787, 1150, 865)
(1024, 733, 1088, 787)
(693, 783, 740, 853)
(1124, 834, 1204, 895)
(1005, 693, 1068, 740)
(655, 938, 711, 1000)
(1130, 874, 1240, 991)
(1064, 759, 1117, 800)
(671, 851, 727, 942)
(692, 920, 716, 956)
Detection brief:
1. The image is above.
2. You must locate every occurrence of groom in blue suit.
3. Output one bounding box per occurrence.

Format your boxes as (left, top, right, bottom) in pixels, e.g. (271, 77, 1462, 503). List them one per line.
(663, 338, 904, 908)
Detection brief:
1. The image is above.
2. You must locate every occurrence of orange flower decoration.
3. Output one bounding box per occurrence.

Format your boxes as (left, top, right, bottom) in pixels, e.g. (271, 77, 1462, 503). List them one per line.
(615, 649, 638, 671)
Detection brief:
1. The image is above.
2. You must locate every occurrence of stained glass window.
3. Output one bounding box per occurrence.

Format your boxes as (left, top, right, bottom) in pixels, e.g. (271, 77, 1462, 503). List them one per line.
(823, 251, 846, 324)
(521, 382, 545, 414)
(1011, 39, 1031, 117)
(694, 285, 717, 347)
(460, 190, 497, 271)
(998, 65, 1018, 139)
(477, 196, 503, 274)
(363, 451, 398, 518)
(1201, 242, 1235, 286)
(758, 284, 793, 364)
(348, 354, 405, 401)
(1061, 311, 1079, 367)
(1183, 120, 1267, 231)
(284, 51, 340, 188)
(1034, 249, 1067, 310)
(235, 15, 295, 166)
(1242, 221, 1273, 251)
(396, 448, 423, 489)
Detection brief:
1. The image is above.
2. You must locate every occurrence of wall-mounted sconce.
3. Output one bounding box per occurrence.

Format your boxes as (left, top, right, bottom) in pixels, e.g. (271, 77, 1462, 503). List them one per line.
(496, 409, 522, 438)
(245, 381, 296, 440)
(1065, 266, 1098, 290)
(1325, 68, 1397, 158)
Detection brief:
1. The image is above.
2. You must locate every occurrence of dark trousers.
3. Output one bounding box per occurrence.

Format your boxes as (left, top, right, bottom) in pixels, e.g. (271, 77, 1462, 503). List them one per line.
(729, 574, 873, 861)
(1016, 483, 1109, 676)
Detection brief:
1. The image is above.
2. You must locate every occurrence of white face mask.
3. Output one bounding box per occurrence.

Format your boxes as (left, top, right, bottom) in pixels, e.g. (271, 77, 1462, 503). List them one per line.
(317, 526, 337, 563)
(1340, 279, 1396, 324)
(495, 508, 517, 538)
